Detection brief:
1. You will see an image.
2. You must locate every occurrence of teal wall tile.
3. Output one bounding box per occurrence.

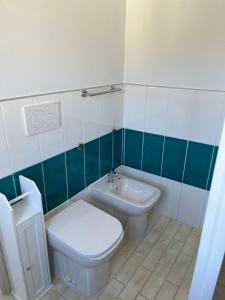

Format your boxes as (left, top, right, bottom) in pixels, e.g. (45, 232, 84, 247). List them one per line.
(113, 129, 123, 168)
(183, 141, 214, 189)
(124, 129, 143, 170)
(43, 153, 67, 211)
(207, 146, 218, 190)
(85, 138, 100, 186)
(100, 133, 113, 176)
(0, 175, 16, 200)
(66, 147, 85, 198)
(162, 137, 187, 182)
(142, 133, 164, 176)
(14, 163, 47, 213)
(0, 127, 219, 214)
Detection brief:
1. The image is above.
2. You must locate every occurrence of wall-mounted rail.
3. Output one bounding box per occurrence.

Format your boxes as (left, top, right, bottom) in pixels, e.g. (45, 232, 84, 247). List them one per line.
(81, 85, 122, 97)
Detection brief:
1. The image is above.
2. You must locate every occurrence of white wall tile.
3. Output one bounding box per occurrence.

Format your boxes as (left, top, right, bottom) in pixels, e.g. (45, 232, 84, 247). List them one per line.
(215, 94, 225, 146)
(97, 93, 118, 136)
(61, 91, 84, 151)
(200, 191, 209, 229)
(145, 87, 169, 135)
(166, 89, 195, 140)
(83, 96, 103, 142)
(188, 90, 225, 145)
(123, 85, 146, 131)
(155, 177, 182, 219)
(0, 106, 12, 178)
(178, 184, 206, 228)
(35, 94, 64, 160)
(113, 91, 124, 129)
(1, 98, 41, 172)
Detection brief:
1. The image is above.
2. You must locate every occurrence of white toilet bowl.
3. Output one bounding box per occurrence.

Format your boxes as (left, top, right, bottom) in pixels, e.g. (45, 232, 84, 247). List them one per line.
(46, 200, 124, 296)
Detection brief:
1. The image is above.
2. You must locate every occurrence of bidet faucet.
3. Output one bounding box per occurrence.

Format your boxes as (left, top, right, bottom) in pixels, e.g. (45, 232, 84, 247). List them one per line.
(107, 169, 121, 183)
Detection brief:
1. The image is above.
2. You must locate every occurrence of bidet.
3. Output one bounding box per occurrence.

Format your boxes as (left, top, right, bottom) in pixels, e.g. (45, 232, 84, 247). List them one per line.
(90, 174, 161, 239)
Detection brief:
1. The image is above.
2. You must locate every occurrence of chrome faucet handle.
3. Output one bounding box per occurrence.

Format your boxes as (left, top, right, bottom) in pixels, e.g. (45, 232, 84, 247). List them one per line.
(107, 170, 114, 183)
(115, 172, 121, 179)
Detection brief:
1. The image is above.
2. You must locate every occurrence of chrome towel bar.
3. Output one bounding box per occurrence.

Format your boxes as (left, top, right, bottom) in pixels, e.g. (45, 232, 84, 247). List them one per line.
(81, 85, 122, 97)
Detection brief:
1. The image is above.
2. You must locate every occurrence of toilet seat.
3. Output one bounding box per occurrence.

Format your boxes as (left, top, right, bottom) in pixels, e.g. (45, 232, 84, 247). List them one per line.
(46, 200, 123, 260)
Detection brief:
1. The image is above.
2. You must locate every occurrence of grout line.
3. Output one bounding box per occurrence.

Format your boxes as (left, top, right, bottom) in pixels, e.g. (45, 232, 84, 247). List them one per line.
(181, 141, 189, 183)
(112, 132, 114, 169)
(118, 263, 152, 299)
(160, 136, 166, 177)
(124, 82, 225, 94)
(83, 144, 87, 188)
(141, 132, 145, 171)
(59, 93, 69, 201)
(0, 104, 17, 197)
(205, 145, 216, 190)
(37, 127, 48, 212)
(41, 161, 48, 213)
(99, 138, 101, 178)
(11, 174, 17, 197)
(64, 152, 69, 200)
(34, 94, 49, 210)
(0, 83, 124, 103)
(121, 128, 126, 165)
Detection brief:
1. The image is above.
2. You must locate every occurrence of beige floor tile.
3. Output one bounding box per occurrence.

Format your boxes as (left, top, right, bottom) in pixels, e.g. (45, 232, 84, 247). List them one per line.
(185, 258, 196, 279)
(136, 295, 149, 300)
(182, 229, 200, 257)
(7, 213, 202, 300)
(78, 291, 101, 300)
(97, 279, 124, 300)
(62, 288, 80, 300)
(167, 252, 192, 286)
(109, 252, 128, 279)
(119, 266, 150, 300)
(52, 280, 68, 298)
(40, 288, 59, 300)
(141, 263, 170, 299)
(174, 224, 192, 243)
(153, 215, 171, 233)
(0, 294, 15, 300)
(155, 281, 177, 300)
(174, 275, 192, 300)
(136, 228, 161, 256)
(158, 220, 181, 245)
(142, 241, 167, 271)
(147, 212, 161, 230)
(159, 239, 184, 268)
(213, 283, 225, 299)
(117, 239, 140, 260)
(116, 252, 144, 284)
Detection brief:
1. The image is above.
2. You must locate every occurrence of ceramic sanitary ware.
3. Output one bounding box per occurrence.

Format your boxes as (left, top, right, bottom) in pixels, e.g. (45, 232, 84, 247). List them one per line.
(91, 175, 161, 239)
(46, 200, 124, 296)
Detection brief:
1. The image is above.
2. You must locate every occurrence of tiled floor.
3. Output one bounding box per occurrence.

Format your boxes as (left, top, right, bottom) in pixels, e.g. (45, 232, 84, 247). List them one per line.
(42, 212, 199, 300)
(0, 212, 207, 300)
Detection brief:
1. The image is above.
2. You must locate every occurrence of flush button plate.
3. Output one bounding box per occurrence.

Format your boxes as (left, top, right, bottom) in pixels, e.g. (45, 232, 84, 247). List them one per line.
(23, 102, 61, 136)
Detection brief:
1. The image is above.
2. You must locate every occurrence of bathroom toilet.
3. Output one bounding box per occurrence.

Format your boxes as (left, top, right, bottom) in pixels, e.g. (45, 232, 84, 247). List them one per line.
(46, 200, 124, 296)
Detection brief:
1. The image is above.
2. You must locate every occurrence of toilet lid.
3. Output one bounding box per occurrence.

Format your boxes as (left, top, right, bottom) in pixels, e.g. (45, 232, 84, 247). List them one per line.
(46, 200, 123, 258)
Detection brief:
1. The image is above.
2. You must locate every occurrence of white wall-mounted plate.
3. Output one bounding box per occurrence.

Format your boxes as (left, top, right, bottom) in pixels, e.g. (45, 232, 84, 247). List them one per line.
(23, 102, 60, 136)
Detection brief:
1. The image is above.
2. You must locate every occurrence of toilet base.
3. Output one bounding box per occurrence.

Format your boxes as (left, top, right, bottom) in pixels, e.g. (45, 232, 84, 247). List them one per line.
(50, 249, 109, 296)
(125, 212, 148, 239)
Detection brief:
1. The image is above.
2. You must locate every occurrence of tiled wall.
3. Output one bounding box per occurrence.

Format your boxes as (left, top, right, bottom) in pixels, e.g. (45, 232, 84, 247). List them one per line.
(123, 129, 217, 191)
(122, 84, 225, 227)
(0, 88, 123, 213)
(0, 83, 224, 227)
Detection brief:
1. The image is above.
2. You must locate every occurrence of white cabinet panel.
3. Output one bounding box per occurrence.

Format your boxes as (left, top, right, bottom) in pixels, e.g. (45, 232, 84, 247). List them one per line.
(17, 213, 50, 300)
